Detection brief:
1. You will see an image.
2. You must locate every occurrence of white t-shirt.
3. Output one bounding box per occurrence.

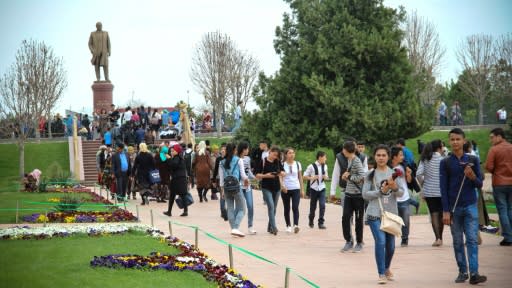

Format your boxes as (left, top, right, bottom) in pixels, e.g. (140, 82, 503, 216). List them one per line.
(498, 109, 507, 120)
(122, 110, 132, 124)
(283, 161, 302, 190)
(394, 165, 410, 202)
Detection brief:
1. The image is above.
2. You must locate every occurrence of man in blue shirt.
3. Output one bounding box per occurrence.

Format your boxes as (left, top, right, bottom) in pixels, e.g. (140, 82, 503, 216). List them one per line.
(112, 142, 131, 201)
(440, 128, 487, 285)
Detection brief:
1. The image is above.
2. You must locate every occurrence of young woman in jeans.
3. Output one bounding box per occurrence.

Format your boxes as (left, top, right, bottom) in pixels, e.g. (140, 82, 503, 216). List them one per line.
(281, 147, 304, 233)
(256, 146, 284, 235)
(237, 141, 257, 235)
(362, 145, 404, 284)
(219, 143, 249, 237)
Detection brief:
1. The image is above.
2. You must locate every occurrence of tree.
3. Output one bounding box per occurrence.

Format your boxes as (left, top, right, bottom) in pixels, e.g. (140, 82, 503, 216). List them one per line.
(456, 34, 494, 125)
(0, 39, 67, 177)
(490, 33, 512, 108)
(226, 50, 260, 113)
(403, 10, 445, 106)
(238, 0, 431, 149)
(190, 32, 236, 137)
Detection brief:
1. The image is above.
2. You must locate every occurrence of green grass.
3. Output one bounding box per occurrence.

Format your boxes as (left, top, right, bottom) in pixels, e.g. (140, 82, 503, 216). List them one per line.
(0, 192, 116, 223)
(0, 232, 215, 288)
(0, 142, 69, 189)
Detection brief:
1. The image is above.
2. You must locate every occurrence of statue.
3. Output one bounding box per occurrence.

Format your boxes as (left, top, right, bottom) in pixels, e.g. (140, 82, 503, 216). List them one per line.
(88, 22, 111, 82)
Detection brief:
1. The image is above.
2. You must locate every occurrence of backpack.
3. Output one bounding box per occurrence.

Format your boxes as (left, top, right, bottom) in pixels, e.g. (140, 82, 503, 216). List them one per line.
(222, 156, 241, 197)
(306, 163, 325, 196)
(336, 153, 349, 188)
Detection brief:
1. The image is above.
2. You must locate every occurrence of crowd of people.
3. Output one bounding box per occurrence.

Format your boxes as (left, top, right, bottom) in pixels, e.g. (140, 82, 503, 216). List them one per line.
(93, 126, 512, 285)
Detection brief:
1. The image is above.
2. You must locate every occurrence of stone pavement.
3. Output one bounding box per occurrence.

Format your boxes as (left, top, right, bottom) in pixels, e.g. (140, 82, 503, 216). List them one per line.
(106, 187, 510, 288)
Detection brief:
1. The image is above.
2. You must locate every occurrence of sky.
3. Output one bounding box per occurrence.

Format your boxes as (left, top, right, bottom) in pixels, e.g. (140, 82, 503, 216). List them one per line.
(0, 0, 511, 116)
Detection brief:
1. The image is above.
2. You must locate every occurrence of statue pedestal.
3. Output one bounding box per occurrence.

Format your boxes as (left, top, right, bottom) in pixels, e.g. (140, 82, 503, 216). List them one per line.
(92, 82, 114, 112)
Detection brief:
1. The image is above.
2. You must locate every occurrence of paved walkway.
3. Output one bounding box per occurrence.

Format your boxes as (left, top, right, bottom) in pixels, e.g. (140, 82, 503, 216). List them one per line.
(103, 187, 510, 287)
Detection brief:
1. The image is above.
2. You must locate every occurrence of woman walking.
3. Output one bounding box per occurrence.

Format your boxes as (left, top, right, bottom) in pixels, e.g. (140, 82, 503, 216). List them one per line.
(362, 145, 404, 284)
(154, 146, 170, 203)
(132, 143, 155, 205)
(416, 139, 445, 246)
(193, 141, 212, 202)
(219, 143, 249, 237)
(256, 146, 284, 235)
(390, 146, 412, 247)
(237, 141, 257, 234)
(163, 144, 189, 217)
(281, 147, 304, 233)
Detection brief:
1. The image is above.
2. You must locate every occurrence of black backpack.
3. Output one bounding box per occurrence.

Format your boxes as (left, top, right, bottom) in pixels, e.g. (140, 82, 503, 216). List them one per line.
(223, 157, 241, 197)
(336, 153, 349, 188)
(306, 163, 325, 196)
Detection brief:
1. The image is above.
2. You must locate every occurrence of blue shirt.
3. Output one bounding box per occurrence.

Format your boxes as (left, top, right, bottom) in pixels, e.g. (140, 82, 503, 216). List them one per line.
(104, 131, 112, 145)
(402, 146, 415, 167)
(440, 153, 483, 212)
(119, 152, 128, 172)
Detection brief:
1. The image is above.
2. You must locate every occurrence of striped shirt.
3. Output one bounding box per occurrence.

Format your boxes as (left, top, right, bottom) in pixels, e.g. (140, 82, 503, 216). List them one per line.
(416, 152, 444, 198)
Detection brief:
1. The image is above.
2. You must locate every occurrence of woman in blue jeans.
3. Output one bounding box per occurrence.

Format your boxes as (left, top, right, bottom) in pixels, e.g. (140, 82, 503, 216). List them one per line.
(237, 141, 257, 235)
(256, 146, 284, 235)
(362, 145, 404, 284)
(219, 143, 249, 237)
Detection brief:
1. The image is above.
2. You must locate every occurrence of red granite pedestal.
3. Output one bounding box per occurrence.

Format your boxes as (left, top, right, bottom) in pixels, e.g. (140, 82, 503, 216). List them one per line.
(92, 82, 114, 112)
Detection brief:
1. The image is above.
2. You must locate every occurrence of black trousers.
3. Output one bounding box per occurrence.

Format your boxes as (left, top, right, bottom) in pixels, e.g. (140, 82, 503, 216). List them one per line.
(342, 194, 365, 243)
(115, 172, 128, 198)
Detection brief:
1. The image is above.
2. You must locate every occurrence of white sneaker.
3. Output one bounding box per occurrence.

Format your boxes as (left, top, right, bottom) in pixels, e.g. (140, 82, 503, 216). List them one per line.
(294, 225, 300, 234)
(248, 227, 257, 235)
(286, 226, 292, 233)
(231, 229, 245, 237)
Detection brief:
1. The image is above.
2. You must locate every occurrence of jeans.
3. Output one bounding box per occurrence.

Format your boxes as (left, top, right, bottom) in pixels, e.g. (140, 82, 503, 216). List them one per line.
(262, 188, 280, 230)
(282, 189, 300, 227)
(368, 219, 395, 275)
(397, 201, 411, 241)
(309, 189, 326, 224)
(342, 194, 365, 243)
(241, 187, 255, 228)
(493, 185, 512, 242)
(451, 203, 479, 274)
(225, 189, 246, 230)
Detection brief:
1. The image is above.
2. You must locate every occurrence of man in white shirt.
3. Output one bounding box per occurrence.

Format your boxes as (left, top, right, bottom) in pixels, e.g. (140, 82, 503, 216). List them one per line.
(304, 151, 329, 229)
(497, 106, 507, 124)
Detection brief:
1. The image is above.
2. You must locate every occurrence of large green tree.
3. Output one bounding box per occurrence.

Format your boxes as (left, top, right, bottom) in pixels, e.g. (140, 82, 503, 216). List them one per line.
(238, 0, 430, 149)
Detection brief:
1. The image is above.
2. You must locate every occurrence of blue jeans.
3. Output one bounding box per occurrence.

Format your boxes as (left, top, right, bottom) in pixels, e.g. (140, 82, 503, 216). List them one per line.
(368, 219, 396, 275)
(309, 189, 326, 224)
(397, 201, 411, 241)
(262, 188, 280, 231)
(225, 189, 246, 230)
(493, 185, 512, 242)
(242, 187, 254, 228)
(451, 203, 479, 274)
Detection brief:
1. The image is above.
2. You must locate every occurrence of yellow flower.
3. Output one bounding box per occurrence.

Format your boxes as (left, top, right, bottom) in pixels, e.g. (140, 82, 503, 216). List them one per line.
(36, 214, 49, 223)
(64, 216, 75, 223)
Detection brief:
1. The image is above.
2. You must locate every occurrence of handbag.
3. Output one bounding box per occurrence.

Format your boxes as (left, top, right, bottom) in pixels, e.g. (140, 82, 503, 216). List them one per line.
(176, 192, 194, 209)
(149, 169, 161, 184)
(378, 197, 404, 237)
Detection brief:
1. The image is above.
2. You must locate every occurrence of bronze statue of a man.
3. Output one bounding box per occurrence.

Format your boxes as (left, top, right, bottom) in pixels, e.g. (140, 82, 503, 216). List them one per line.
(88, 22, 111, 82)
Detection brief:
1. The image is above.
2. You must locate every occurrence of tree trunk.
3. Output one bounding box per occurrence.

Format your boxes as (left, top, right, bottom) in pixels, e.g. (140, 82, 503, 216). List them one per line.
(478, 98, 484, 125)
(48, 121, 53, 138)
(35, 119, 40, 141)
(18, 141, 25, 178)
(215, 105, 223, 138)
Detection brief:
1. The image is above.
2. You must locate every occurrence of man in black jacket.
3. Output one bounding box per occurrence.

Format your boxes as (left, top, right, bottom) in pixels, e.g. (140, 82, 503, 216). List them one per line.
(111, 142, 132, 200)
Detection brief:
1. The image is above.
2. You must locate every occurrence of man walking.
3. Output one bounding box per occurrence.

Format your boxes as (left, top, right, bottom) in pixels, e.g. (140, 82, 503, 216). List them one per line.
(112, 142, 131, 201)
(440, 128, 487, 284)
(485, 128, 512, 246)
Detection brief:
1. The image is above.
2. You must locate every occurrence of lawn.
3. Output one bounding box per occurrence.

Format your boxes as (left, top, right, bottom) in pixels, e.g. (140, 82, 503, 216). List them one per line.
(0, 142, 69, 189)
(0, 191, 119, 224)
(0, 231, 215, 288)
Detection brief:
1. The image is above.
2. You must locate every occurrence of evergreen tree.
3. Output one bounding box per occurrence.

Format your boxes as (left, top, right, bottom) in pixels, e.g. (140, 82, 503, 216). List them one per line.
(238, 0, 431, 149)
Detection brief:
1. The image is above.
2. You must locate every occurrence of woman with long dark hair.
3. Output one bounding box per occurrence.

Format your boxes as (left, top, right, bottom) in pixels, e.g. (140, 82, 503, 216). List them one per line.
(363, 145, 404, 284)
(281, 147, 304, 233)
(132, 143, 155, 205)
(417, 139, 445, 246)
(256, 146, 285, 235)
(163, 144, 189, 217)
(219, 143, 249, 237)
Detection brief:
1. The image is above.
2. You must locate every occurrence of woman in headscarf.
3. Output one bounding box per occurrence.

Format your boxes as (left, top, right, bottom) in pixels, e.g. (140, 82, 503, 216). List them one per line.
(163, 144, 189, 217)
(132, 143, 155, 205)
(193, 141, 212, 202)
(154, 146, 170, 203)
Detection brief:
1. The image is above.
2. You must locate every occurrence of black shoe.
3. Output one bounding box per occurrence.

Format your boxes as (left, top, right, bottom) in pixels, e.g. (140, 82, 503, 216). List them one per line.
(401, 239, 408, 247)
(469, 273, 487, 285)
(415, 204, 419, 215)
(499, 239, 512, 246)
(221, 209, 228, 221)
(163, 211, 172, 217)
(180, 212, 188, 217)
(318, 224, 326, 229)
(309, 220, 314, 228)
(455, 272, 468, 283)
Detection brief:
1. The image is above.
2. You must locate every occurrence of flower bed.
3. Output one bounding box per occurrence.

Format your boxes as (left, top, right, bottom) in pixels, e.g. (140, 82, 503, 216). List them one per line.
(22, 209, 137, 223)
(0, 224, 260, 287)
